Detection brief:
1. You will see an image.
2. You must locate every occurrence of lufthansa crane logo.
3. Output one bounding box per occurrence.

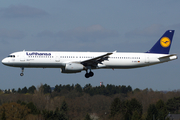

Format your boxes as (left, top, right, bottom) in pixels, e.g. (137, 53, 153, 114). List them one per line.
(160, 37, 171, 48)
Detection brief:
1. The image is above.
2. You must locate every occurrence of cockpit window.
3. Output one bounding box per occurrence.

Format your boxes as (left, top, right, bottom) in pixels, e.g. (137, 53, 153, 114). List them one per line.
(8, 55, 15, 58)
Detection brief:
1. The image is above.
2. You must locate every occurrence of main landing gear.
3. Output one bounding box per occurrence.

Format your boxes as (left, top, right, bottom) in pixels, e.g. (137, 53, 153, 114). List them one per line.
(85, 70, 94, 78)
(20, 67, 24, 76)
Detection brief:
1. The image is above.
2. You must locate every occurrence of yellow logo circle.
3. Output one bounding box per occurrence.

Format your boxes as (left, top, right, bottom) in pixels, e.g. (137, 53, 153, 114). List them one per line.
(160, 37, 171, 48)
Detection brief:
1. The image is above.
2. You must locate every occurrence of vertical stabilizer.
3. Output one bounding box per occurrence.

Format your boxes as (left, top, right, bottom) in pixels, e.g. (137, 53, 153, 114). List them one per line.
(146, 30, 174, 54)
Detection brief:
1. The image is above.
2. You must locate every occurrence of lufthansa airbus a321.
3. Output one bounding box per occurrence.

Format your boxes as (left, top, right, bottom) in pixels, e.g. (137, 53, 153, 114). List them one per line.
(2, 30, 178, 78)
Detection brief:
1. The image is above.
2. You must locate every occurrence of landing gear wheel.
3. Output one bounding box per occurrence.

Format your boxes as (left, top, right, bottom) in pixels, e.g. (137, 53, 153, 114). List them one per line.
(20, 73, 24, 76)
(89, 71, 94, 77)
(20, 67, 24, 76)
(85, 73, 90, 78)
(84, 67, 94, 78)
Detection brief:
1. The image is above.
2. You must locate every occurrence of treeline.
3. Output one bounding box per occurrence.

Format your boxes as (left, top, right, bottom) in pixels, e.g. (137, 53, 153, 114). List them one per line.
(110, 97, 180, 120)
(54, 84, 132, 96)
(1, 84, 180, 120)
(3, 83, 132, 96)
(0, 100, 69, 120)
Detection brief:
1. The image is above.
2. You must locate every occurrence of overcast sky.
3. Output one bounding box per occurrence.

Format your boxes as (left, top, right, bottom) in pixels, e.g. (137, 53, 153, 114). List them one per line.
(0, 0, 180, 91)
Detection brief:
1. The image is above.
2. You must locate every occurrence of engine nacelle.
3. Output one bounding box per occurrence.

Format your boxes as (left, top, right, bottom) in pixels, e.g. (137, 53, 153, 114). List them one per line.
(61, 63, 84, 73)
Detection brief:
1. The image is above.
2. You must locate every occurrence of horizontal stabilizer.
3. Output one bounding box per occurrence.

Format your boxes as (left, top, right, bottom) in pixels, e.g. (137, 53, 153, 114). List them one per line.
(158, 54, 177, 59)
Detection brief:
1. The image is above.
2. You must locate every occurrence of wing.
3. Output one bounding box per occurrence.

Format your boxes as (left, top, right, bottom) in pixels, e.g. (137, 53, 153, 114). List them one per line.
(79, 51, 115, 68)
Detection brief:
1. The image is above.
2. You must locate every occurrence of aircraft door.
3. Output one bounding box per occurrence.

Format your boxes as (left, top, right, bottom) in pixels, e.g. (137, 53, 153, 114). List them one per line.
(145, 55, 149, 63)
(20, 51, 25, 61)
(55, 54, 60, 62)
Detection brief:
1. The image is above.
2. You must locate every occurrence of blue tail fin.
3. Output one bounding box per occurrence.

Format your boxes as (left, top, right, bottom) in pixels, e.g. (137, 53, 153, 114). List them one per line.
(146, 30, 174, 54)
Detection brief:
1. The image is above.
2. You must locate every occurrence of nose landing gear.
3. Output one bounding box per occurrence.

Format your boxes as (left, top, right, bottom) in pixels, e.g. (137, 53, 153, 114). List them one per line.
(20, 67, 24, 76)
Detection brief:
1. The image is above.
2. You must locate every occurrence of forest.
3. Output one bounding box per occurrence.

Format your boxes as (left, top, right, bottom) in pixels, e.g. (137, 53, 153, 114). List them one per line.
(0, 83, 180, 120)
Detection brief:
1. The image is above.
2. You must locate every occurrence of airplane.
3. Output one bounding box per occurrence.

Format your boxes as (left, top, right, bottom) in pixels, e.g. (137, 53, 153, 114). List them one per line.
(2, 30, 178, 78)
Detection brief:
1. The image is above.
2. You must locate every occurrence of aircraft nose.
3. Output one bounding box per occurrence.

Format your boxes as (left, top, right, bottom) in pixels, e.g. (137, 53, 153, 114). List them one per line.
(2, 58, 8, 65)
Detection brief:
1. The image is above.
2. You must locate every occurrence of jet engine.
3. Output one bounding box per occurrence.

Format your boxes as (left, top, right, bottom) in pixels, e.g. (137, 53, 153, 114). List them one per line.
(61, 63, 84, 73)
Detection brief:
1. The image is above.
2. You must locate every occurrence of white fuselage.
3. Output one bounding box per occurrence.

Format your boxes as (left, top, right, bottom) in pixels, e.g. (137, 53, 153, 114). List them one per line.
(2, 30, 177, 78)
(2, 51, 177, 69)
